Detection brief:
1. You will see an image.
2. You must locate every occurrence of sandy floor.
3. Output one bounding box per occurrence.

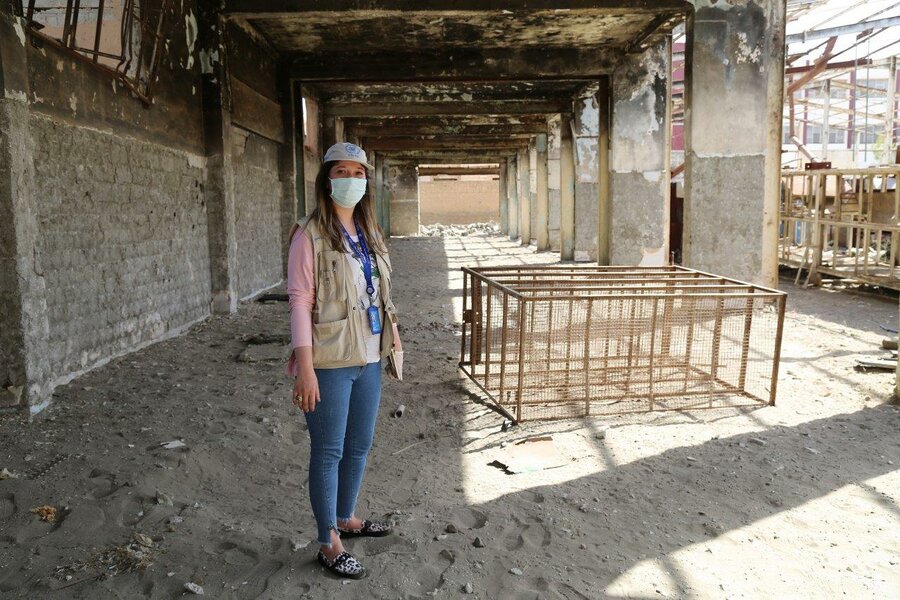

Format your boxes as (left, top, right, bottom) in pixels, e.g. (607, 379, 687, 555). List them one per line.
(1, 232, 898, 599)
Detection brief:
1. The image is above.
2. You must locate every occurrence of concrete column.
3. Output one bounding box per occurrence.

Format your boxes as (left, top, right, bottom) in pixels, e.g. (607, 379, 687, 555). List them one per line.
(507, 155, 520, 240)
(277, 68, 297, 276)
(610, 42, 671, 265)
(684, 0, 786, 286)
(517, 149, 531, 245)
(573, 87, 600, 262)
(373, 152, 387, 233)
(0, 10, 52, 412)
(535, 133, 550, 250)
(529, 141, 538, 244)
(322, 114, 338, 148)
(499, 157, 509, 234)
(200, 14, 239, 314)
(548, 117, 562, 251)
(387, 160, 419, 235)
(560, 120, 576, 261)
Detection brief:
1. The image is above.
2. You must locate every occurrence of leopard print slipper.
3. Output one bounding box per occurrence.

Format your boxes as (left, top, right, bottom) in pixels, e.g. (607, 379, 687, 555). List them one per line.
(317, 550, 367, 579)
(336, 518, 393, 538)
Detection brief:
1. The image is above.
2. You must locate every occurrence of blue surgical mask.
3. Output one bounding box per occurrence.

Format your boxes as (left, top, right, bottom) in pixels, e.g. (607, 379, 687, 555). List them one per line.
(329, 177, 367, 208)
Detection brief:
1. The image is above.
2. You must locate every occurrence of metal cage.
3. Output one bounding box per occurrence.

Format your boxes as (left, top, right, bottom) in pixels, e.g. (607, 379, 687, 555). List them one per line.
(459, 265, 787, 423)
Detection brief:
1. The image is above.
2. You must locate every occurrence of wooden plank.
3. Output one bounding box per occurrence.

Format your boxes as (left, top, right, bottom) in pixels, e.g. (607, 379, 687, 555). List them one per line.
(230, 76, 286, 143)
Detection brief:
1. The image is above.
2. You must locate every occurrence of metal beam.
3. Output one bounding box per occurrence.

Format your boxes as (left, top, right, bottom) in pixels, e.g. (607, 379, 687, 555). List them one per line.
(786, 16, 900, 45)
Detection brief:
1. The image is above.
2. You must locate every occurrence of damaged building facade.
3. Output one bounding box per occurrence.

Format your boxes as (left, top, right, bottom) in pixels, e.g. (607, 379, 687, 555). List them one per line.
(0, 1, 786, 413)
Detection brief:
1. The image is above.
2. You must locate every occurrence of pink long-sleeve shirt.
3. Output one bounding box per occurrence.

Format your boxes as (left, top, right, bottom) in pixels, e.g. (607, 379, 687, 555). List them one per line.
(284, 226, 398, 378)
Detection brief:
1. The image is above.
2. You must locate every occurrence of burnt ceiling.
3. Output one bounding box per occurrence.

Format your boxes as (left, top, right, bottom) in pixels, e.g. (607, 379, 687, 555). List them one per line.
(222, 1, 689, 158)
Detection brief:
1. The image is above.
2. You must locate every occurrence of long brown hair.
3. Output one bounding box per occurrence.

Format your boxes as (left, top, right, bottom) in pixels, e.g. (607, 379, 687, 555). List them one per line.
(289, 161, 387, 255)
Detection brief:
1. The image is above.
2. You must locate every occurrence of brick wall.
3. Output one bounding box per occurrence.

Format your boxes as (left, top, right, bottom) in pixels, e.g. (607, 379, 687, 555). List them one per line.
(231, 129, 283, 299)
(30, 114, 210, 376)
(419, 178, 499, 225)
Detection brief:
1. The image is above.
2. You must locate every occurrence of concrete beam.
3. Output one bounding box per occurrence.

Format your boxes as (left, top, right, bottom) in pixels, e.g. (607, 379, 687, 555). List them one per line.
(362, 137, 532, 152)
(325, 99, 571, 118)
(348, 125, 544, 137)
(226, 1, 690, 14)
(0, 10, 52, 412)
(609, 41, 670, 266)
(287, 48, 621, 81)
(418, 166, 501, 176)
(378, 152, 522, 163)
(683, 0, 785, 287)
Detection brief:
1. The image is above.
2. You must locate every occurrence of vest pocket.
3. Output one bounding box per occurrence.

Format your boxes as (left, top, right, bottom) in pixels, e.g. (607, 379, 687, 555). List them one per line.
(312, 318, 353, 365)
(317, 250, 346, 303)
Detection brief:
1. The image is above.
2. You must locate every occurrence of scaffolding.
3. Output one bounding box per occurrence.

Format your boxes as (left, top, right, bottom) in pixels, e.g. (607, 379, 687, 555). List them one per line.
(783, 0, 900, 169)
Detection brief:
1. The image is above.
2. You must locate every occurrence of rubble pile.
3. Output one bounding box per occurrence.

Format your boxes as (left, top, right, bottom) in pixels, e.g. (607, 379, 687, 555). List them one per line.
(420, 222, 501, 237)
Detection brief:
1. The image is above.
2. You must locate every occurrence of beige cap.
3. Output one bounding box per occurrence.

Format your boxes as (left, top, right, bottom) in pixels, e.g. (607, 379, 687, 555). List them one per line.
(323, 142, 374, 170)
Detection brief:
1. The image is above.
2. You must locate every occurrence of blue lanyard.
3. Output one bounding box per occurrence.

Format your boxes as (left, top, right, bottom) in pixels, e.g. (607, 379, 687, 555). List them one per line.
(339, 219, 376, 303)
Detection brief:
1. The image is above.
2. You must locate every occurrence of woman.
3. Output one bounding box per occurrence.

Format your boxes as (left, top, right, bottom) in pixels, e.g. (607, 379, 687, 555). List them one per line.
(283, 142, 402, 579)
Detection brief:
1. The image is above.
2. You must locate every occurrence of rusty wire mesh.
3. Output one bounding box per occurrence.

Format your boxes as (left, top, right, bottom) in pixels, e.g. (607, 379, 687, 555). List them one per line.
(459, 266, 787, 422)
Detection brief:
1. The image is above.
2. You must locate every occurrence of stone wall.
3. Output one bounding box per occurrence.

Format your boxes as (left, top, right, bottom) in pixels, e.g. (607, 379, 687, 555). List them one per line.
(30, 113, 210, 378)
(419, 178, 499, 225)
(231, 129, 284, 299)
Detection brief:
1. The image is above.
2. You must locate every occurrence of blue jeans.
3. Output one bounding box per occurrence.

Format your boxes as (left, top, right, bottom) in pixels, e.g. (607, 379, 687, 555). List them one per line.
(305, 361, 382, 547)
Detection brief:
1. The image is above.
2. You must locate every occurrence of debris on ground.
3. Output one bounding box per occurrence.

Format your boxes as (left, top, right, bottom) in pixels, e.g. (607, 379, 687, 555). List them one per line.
(488, 435, 569, 474)
(420, 222, 500, 237)
(855, 357, 896, 371)
(237, 342, 287, 363)
(240, 332, 291, 345)
(184, 582, 205, 594)
(30, 505, 57, 523)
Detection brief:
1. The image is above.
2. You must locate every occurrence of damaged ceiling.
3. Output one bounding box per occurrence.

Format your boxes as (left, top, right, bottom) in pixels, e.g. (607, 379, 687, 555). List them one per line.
(223, 1, 689, 159)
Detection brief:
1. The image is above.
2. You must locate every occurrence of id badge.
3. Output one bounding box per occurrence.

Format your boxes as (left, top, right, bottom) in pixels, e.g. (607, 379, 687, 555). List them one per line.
(367, 305, 383, 334)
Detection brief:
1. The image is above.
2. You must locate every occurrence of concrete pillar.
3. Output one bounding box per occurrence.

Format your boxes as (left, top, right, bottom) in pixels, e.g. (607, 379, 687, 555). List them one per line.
(322, 114, 339, 148)
(373, 153, 388, 233)
(573, 87, 600, 262)
(609, 42, 671, 265)
(517, 149, 531, 245)
(548, 117, 562, 251)
(684, 0, 786, 286)
(507, 155, 520, 240)
(0, 10, 52, 412)
(499, 157, 509, 234)
(529, 141, 538, 244)
(387, 160, 419, 235)
(200, 14, 239, 314)
(535, 133, 550, 250)
(560, 121, 576, 261)
(278, 68, 298, 276)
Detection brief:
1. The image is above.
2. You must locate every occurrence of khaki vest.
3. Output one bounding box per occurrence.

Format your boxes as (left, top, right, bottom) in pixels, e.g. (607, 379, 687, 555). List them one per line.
(293, 215, 398, 369)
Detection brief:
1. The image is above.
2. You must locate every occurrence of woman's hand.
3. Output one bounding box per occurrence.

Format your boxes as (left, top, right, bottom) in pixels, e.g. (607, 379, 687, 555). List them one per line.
(293, 368, 320, 413)
(292, 348, 320, 412)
